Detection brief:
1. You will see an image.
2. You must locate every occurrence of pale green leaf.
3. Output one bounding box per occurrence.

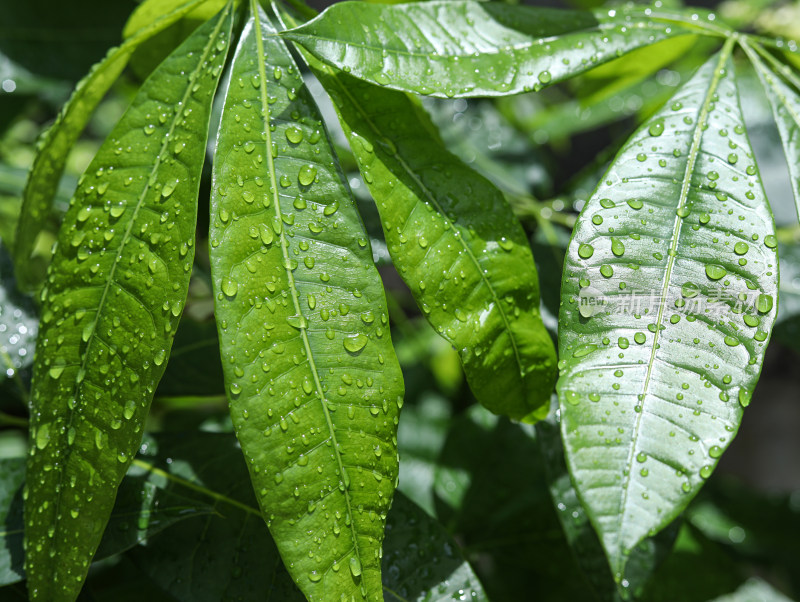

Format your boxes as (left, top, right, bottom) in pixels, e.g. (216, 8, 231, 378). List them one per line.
(557, 42, 779, 580)
(209, 3, 404, 600)
(283, 1, 722, 98)
(23, 7, 233, 600)
(307, 59, 556, 421)
(744, 43, 800, 222)
(13, 0, 208, 291)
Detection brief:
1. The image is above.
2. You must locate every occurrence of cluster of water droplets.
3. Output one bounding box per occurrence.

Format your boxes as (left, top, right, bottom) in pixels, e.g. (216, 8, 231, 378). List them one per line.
(207, 20, 405, 597)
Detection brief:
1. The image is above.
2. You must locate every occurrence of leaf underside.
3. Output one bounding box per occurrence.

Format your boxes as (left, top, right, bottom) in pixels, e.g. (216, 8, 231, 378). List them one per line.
(309, 63, 556, 420)
(283, 1, 706, 98)
(210, 4, 404, 600)
(557, 47, 779, 578)
(24, 7, 232, 601)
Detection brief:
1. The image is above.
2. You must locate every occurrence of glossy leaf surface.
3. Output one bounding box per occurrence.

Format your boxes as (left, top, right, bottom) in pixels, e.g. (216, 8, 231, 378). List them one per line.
(209, 4, 404, 600)
(309, 65, 556, 420)
(745, 44, 800, 221)
(13, 0, 208, 290)
(24, 8, 232, 600)
(557, 46, 779, 579)
(283, 1, 714, 98)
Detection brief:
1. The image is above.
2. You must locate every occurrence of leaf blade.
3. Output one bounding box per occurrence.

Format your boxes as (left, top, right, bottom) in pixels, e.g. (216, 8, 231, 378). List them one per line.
(23, 7, 233, 600)
(209, 3, 404, 600)
(13, 0, 208, 290)
(557, 42, 779, 579)
(305, 60, 556, 420)
(744, 42, 800, 223)
(283, 1, 718, 98)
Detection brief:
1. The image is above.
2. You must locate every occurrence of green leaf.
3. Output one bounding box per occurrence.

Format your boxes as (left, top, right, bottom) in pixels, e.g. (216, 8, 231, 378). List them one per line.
(0, 457, 25, 586)
(13, 0, 209, 291)
(307, 60, 556, 421)
(209, 3, 404, 600)
(744, 43, 800, 222)
(537, 408, 679, 601)
(432, 406, 598, 601)
(639, 525, 745, 602)
(557, 41, 779, 580)
(125, 432, 486, 602)
(123, 0, 231, 80)
(127, 433, 304, 602)
(0, 453, 214, 588)
(23, 7, 233, 600)
(283, 1, 719, 98)
(382, 493, 487, 602)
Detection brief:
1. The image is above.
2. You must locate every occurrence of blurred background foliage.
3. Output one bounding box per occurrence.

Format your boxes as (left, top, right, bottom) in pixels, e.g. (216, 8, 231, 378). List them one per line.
(1, 0, 800, 600)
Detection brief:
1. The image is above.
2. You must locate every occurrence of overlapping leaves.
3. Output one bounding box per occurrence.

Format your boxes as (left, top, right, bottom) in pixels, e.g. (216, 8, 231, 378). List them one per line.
(23, 7, 232, 600)
(283, 1, 718, 98)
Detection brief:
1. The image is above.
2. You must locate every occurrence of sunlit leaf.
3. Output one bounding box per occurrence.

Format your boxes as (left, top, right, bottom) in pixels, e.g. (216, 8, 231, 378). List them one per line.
(283, 1, 720, 98)
(307, 58, 556, 420)
(744, 43, 800, 222)
(209, 3, 404, 599)
(23, 7, 232, 600)
(557, 42, 779, 580)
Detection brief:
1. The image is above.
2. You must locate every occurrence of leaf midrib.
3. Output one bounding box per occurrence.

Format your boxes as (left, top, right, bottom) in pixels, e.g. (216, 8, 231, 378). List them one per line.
(612, 36, 736, 568)
(250, 0, 365, 580)
(43, 4, 230, 563)
(289, 21, 684, 64)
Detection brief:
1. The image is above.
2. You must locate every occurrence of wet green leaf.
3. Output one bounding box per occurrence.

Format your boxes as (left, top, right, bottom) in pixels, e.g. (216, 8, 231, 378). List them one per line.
(209, 3, 404, 600)
(0, 457, 25, 586)
(127, 433, 304, 602)
(0, 452, 214, 588)
(23, 7, 232, 600)
(122, 0, 230, 80)
(308, 60, 556, 421)
(382, 493, 487, 602)
(13, 0, 209, 291)
(537, 408, 679, 601)
(283, 2, 717, 98)
(745, 43, 800, 222)
(557, 43, 779, 580)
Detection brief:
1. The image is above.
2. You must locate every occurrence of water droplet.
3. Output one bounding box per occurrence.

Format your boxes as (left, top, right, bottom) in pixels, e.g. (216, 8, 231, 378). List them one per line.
(298, 165, 317, 186)
(764, 235, 777, 249)
(705, 265, 727, 280)
(286, 126, 303, 144)
(349, 557, 362, 577)
(648, 121, 664, 137)
(578, 244, 594, 259)
(734, 242, 748, 255)
(611, 238, 625, 257)
(538, 70, 552, 84)
(222, 278, 239, 297)
(600, 264, 613, 278)
(343, 333, 368, 353)
(572, 344, 597, 358)
(634, 332, 646, 344)
(756, 294, 773, 314)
